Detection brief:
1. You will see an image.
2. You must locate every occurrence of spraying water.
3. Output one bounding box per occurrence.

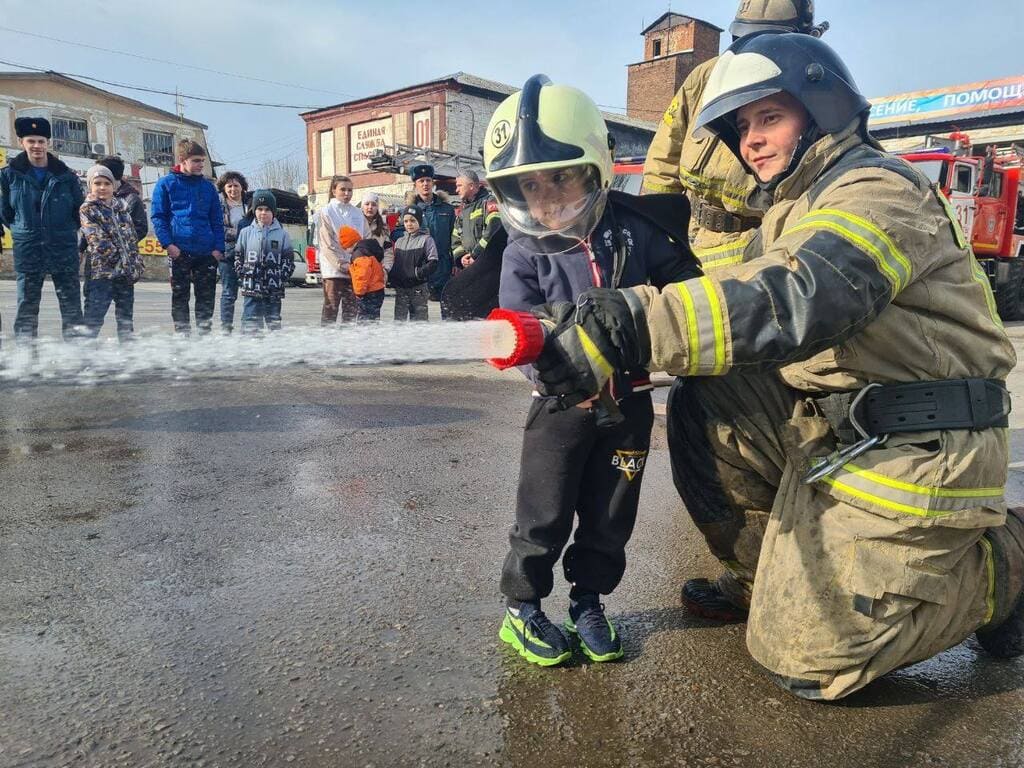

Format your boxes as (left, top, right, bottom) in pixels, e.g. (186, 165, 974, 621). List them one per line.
(0, 321, 519, 386)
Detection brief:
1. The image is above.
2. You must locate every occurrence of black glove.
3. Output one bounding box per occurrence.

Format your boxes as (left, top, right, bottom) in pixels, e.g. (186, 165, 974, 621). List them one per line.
(531, 288, 649, 407)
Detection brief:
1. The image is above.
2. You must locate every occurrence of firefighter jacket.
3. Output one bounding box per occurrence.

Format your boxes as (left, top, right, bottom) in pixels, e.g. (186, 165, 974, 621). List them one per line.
(630, 121, 1016, 518)
(641, 57, 763, 273)
(452, 188, 502, 266)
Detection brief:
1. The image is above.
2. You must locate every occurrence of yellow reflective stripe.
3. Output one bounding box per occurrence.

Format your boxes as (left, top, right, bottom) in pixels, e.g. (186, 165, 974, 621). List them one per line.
(478, 237, 489, 248)
(784, 210, 912, 295)
(699, 277, 727, 375)
(784, 220, 901, 290)
(819, 460, 1005, 518)
(575, 325, 615, 380)
(675, 283, 702, 376)
(971, 256, 1002, 327)
(678, 167, 749, 209)
(980, 536, 996, 625)
(695, 231, 753, 271)
(816, 208, 913, 279)
(675, 278, 728, 375)
(485, 212, 501, 223)
(470, 209, 483, 219)
(643, 180, 680, 194)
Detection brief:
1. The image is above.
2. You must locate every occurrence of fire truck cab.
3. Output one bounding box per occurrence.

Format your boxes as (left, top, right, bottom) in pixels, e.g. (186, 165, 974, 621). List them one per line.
(901, 136, 1024, 319)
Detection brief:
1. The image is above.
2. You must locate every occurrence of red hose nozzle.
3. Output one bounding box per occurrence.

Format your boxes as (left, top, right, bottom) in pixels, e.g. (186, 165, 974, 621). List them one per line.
(486, 308, 547, 370)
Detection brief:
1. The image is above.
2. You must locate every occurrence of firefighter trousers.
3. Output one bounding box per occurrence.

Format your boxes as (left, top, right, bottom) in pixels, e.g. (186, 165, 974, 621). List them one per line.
(500, 393, 654, 604)
(667, 371, 1024, 700)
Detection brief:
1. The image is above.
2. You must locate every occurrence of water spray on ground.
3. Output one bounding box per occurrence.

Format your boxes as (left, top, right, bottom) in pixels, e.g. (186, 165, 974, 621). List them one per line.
(0, 320, 521, 386)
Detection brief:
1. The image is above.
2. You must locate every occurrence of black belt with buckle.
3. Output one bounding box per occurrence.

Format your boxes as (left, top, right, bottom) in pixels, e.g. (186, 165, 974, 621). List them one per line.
(804, 378, 1011, 484)
(693, 199, 759, 234)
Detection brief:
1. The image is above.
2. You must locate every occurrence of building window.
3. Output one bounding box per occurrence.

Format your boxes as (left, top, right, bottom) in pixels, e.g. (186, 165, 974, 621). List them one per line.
(318, 130, 335, 177)
(652, 39, 662, 56)
(143, 130, 175, 165)
(52, 117, 89, 157)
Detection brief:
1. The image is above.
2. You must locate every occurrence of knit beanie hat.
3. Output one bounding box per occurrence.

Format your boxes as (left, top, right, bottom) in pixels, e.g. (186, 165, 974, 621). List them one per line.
(87, 165, 115, 186)
(338, 225, 362, 251)
(352, 238, 385, 261)
(97, 156, 126, 181)
(252, 189, 277, 213)
(361, 191, 379, 204)
(401, 205, 423, 225)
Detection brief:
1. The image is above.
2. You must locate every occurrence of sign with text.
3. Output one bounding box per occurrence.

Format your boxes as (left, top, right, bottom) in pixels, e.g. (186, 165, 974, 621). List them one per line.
(869, 75, 1024, 127)
(349, 117, 393, 173)
(413, 109, 432, 149)
(138, 237, 167, 257)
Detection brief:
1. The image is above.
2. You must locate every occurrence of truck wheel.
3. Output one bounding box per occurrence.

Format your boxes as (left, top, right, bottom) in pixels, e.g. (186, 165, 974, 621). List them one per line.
(995, 258, 1024, 321)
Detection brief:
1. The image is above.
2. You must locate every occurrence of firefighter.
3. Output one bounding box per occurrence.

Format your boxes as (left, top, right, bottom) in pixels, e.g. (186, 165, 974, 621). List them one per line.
(451, 170, 503, 270)
(641, 0, 828, 273)
(528, 32, 1024, 700)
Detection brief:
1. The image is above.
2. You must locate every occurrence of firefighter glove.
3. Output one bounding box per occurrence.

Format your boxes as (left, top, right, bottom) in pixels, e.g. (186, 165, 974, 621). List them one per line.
(531, 288, 649, 405)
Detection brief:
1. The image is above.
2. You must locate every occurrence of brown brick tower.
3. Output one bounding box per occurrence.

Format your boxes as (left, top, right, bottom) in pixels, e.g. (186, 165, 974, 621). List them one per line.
(626, 12, 723, 122)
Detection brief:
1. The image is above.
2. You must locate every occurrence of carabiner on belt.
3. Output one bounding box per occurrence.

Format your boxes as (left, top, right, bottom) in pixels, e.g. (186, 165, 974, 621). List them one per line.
(802, 383, 889, 485)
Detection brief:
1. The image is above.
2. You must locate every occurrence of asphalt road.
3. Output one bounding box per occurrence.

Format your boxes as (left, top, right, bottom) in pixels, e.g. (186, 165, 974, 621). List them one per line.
(2, 280, 1024, 768)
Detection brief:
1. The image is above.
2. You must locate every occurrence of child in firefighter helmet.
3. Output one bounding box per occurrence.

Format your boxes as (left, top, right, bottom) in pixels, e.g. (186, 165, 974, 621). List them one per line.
(483, 75, 699, 667)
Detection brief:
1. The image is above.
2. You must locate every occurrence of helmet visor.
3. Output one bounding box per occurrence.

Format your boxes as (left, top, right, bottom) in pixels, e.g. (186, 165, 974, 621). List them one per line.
(491, 164, 606, 241)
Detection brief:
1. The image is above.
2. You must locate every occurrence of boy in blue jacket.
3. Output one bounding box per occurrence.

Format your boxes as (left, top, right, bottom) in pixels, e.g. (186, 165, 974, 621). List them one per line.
(486, 76, 700, 666)
(150, 140, 224, 335)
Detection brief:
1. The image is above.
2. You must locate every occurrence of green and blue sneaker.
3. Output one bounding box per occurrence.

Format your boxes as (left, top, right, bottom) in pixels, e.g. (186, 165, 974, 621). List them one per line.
(499, 602, 572, 667)
(565, 593, 623, 662)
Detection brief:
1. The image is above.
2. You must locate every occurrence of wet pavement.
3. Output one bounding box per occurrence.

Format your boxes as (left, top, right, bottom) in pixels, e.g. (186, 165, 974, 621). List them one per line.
(2, 281, 1024, 767)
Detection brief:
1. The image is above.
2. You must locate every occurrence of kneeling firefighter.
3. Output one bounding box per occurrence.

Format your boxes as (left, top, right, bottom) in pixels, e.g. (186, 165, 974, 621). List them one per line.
(527, 32, 1024, 700)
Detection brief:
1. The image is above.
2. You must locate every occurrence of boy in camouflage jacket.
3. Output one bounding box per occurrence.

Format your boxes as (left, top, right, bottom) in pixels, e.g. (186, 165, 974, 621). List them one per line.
(80, 164, 145, 341)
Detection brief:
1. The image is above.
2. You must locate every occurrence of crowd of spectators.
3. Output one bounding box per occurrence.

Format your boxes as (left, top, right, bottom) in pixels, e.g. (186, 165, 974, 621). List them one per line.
(0, 121, 503, 343)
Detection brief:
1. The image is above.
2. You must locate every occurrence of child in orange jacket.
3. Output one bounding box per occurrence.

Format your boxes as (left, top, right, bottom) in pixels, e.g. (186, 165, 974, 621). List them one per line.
(346, 234, 388, 321)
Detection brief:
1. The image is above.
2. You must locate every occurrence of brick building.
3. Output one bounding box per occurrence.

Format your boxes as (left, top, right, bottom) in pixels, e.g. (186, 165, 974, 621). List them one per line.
(300, 72, 657, 209)
(626, 12, 723, 123)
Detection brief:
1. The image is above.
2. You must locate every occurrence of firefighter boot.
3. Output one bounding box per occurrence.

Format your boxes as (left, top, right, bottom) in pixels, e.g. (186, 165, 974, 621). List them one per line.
(976, 508, 1024, 659)
(681, 576, 749, 623)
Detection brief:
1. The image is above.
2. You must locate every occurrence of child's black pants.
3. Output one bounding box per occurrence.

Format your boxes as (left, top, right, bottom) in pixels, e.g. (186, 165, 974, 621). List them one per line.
(500, 392, 654, 604)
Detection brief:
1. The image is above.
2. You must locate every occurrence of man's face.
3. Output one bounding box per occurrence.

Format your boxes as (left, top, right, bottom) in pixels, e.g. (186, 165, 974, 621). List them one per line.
(255, 206, 274, 226)
(736, 93, 810, 182)
(415, 176, 434, 200)
(517, 166, 592, 231)
(403, 214, 420, 234)
(456, 177, 480, 201)
(332, 181, 353, 203)
(181, 155, 206, 175)
(91, 176, 114, 201)
(20, 136, 49, 164)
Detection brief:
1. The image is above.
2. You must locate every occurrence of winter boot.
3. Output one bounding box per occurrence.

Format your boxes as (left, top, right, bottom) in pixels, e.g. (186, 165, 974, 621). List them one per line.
(565, 592, 623, 662)
(680, 577, 749, 623)
(500, 602, 571, 667)
(976, 508, 1024, 659)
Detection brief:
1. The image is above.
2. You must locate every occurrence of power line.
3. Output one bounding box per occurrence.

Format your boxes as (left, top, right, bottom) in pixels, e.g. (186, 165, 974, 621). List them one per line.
(0, 59, 322, 110)
(0, 24, 356, 99)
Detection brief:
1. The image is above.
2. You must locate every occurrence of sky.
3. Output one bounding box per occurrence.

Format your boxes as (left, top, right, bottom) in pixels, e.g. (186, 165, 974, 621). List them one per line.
(0, 0, 1020, 183)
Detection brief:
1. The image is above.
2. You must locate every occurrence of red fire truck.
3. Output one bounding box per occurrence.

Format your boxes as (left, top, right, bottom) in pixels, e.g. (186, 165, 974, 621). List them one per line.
(900, 135, 1024, 319)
